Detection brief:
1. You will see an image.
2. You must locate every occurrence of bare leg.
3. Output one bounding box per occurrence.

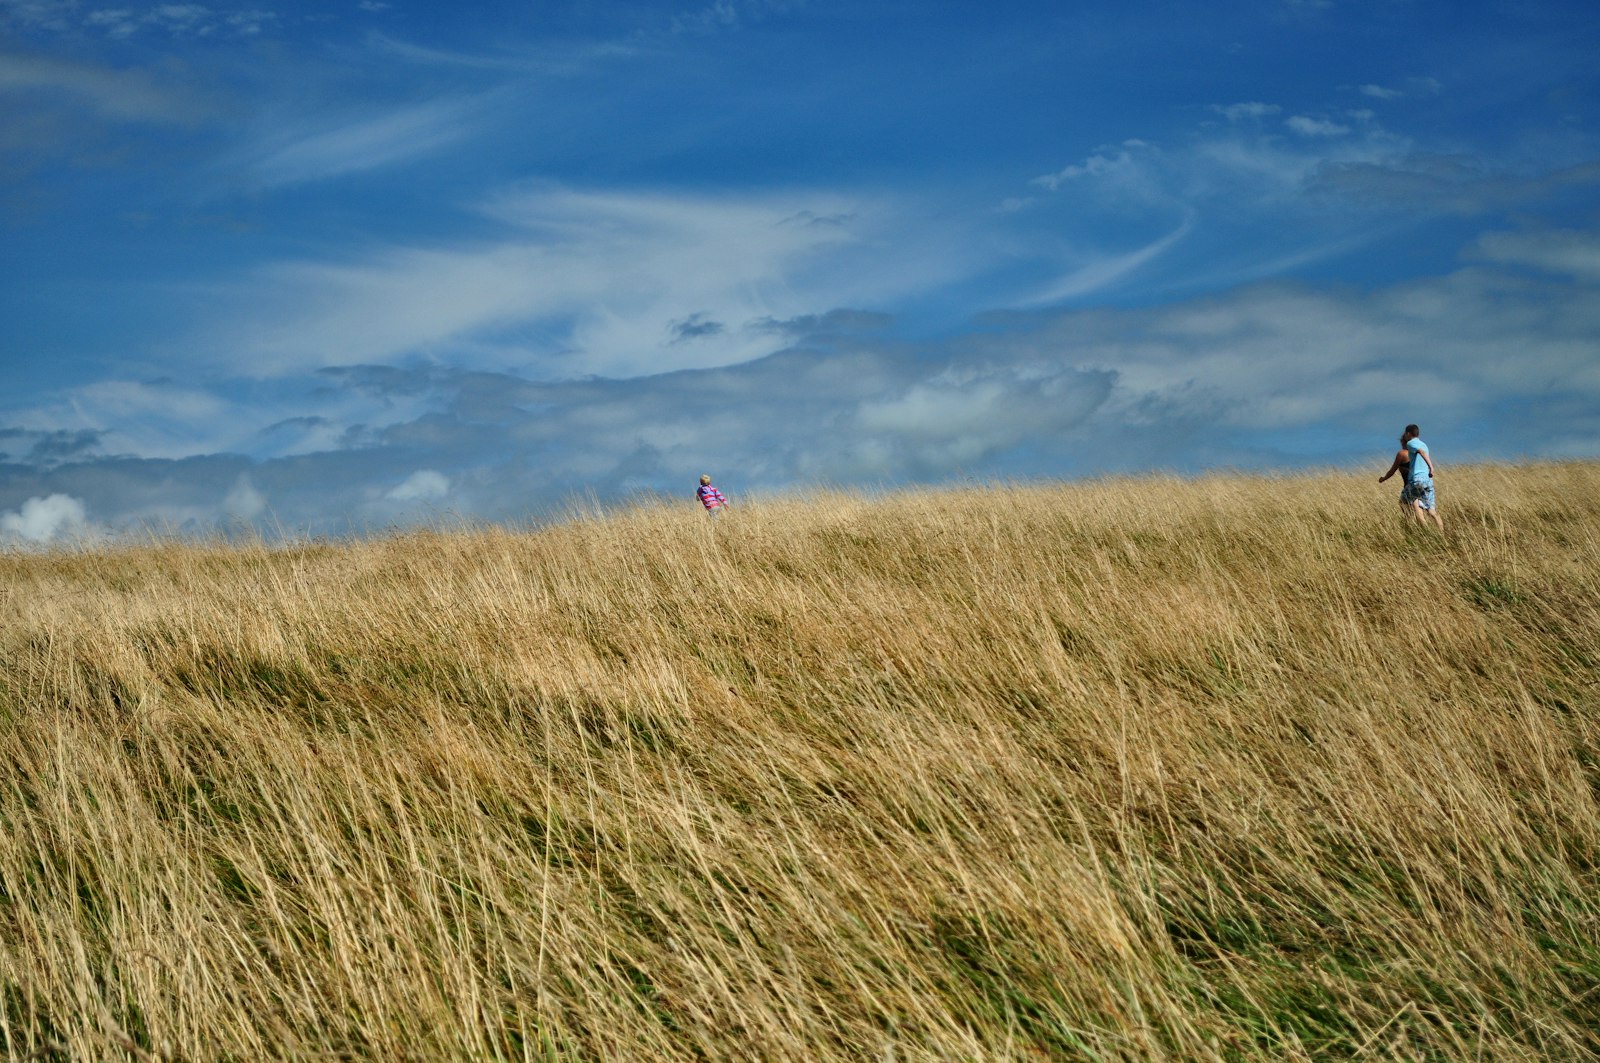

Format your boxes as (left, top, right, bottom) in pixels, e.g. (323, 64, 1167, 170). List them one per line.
(1408, 500, 1430, 525)
(1427, 505, 1443, 532)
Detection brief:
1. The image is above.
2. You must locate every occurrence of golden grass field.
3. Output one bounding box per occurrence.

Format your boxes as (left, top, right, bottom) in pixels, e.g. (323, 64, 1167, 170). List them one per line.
(2, 462, 1598, 1061)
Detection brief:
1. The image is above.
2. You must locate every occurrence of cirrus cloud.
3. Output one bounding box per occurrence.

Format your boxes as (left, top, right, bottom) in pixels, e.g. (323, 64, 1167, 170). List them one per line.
(195, 183, 973, 381)
(1286, 115, 1351, 137)
(0, 52, 209, 123)
(1471, 228, 1600, 281)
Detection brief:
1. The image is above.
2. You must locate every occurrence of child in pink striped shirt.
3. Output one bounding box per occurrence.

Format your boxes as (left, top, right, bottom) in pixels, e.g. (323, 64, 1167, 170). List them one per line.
(696, 475, 729, 516)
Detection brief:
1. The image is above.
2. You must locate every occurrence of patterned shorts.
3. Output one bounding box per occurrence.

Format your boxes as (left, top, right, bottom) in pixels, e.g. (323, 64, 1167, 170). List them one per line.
(1402, 481, 1436, 511)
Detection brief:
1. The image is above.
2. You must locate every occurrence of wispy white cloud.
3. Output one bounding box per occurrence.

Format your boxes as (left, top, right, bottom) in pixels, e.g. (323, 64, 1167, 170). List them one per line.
(1167, 227, 1403, 294)
(1036, 99, 1413, 213)
(222, 9, 276, 35)
(0, 52, 206, 123)
(1308, 157, 1600, 215)
(1350, 77, 1443, 102)
(8, 379, 238, 459)
(671, 0, 738, 34)
(1031, 141, 1156, 191)
(1021, 215, 1195, 305)
(1028, 68, 1529, 254)
(364, 32, 529, 70)
(9, 1, 279, 38)
(1017, 105, 1419, 293)
(236, 95, 489, 188)
(0, 374, 443, 463)
(362, 30, 638, 73)
(1472, 228, 1600, 281)
(0, 0, 82, 33)
(1200, 121, 1413, 202)
(1286, 115, 1350, 137)
(82, 9, 140, 37)
(198, 183, 973, 379)
(1211, 101, 1281, 122)
(669, 0, 801, 36)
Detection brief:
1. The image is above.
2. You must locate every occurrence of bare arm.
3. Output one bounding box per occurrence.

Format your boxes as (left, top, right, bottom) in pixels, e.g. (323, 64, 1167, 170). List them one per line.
(1378, 449, 1406, 483)
(1417, 449, 1436, 477)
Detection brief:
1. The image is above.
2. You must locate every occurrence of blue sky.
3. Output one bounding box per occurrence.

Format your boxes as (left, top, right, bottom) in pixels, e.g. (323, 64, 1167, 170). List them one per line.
(2, 0, 1597, 541)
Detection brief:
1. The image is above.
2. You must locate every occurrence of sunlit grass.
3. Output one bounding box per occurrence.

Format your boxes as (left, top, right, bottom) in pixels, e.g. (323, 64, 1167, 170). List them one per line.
(2, 462, 1598, 1060)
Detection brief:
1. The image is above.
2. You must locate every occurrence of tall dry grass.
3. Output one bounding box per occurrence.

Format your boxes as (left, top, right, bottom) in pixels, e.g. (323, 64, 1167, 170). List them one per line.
(1, 463, 1598, 1061)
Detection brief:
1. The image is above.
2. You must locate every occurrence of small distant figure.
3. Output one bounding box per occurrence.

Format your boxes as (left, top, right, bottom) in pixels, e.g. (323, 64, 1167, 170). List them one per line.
(696, 474, 729, 518)
(1378, 423, 1443, 530)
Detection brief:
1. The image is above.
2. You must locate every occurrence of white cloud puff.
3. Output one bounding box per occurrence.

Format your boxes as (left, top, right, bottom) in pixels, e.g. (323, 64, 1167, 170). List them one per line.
(386, 470, 450, 503)
(1, 493, 89, 544)
(1286, 115, 1351, 137)
(222, 474, 267, 521)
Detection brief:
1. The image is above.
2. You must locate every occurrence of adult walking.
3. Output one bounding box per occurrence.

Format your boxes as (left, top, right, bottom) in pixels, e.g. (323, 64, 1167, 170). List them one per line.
(1378, 424, 1443, 530)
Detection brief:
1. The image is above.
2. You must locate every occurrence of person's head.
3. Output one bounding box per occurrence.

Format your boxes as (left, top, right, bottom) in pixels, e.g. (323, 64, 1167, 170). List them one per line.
(699, 475, 711, 485)
(1401, 424, 1420, 444)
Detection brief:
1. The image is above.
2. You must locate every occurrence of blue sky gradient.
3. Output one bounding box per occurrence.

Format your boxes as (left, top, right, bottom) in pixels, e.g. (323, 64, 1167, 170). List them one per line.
(2, 0, 1598, 540)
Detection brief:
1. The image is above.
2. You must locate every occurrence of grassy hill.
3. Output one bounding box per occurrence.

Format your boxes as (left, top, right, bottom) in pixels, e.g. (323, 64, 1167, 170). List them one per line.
(2, 463, 1598, 1061)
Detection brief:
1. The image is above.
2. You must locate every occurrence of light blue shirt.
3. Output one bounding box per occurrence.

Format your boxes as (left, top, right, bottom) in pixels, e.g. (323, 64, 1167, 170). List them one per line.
(1405, 439, 1431, 483)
